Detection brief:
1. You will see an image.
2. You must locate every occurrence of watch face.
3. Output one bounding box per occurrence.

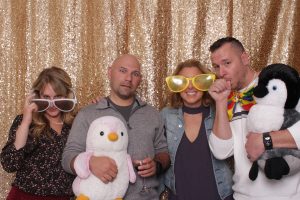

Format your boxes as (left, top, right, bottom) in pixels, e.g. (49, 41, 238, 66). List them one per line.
(265, 139, 271, 146)
(263, 133, 273, 150)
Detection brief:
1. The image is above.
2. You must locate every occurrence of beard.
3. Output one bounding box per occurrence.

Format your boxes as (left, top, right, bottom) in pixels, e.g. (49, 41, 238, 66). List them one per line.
(115, 89, 135, 100)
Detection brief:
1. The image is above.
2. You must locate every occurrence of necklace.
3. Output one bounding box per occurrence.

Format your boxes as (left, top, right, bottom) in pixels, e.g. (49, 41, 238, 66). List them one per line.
(51, 121, 64, 125)
(182, 104, 208, 114)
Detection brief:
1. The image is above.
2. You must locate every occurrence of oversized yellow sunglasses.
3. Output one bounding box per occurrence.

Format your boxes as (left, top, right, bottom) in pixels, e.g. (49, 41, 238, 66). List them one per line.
(166, 74, 216, 93)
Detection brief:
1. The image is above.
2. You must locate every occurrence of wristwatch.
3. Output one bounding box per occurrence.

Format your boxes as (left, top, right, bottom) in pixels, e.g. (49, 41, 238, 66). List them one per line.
(262, 132, 273, 150)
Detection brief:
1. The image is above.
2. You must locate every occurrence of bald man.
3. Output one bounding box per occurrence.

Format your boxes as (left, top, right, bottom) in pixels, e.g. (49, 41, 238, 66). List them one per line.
(62, 54, 170, 200)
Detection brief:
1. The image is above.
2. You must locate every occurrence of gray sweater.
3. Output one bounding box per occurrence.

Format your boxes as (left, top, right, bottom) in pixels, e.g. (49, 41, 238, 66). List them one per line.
(62, 96, 168, 200)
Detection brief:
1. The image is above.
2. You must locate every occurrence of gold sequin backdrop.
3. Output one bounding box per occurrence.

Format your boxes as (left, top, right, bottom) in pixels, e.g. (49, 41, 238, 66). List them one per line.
(0, 0, 300, 197)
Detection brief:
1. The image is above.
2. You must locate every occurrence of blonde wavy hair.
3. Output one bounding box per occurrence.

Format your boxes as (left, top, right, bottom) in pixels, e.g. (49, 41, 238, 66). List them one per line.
(168, 59, 214, 108)
(31, 66, 77, 138)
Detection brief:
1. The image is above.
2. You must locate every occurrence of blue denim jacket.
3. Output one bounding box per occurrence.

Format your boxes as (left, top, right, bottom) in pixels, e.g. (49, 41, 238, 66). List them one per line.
(160, 106, 233, 199)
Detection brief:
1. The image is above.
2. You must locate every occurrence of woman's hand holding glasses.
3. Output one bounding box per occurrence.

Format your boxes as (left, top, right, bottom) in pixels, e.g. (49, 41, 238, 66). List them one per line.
(14, 93, 38, 150)
(22, 93, 38, 124)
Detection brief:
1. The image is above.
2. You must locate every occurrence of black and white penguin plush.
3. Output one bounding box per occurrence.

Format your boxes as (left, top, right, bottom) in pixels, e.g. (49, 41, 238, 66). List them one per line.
(247, 63, 300, 181)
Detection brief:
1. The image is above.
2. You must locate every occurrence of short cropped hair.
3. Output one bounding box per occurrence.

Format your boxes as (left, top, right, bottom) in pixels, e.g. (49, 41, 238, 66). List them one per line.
(209, 37, 245, 53)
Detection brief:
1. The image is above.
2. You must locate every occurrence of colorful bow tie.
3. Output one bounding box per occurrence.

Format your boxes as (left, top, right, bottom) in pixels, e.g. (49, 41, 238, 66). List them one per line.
(227, 87, 256, 120)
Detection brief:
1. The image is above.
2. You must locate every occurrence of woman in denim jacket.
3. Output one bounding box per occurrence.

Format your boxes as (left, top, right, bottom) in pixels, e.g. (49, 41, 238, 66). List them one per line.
(160, 59, 233, 200)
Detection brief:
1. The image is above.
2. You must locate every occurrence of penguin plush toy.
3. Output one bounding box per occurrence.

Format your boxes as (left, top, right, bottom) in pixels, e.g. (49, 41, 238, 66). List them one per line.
(247, 63, 300, 181)
(72, 116, 136, 200)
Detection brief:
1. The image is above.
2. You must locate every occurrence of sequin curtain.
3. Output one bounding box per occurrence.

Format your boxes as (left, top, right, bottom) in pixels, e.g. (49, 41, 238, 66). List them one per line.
(1, 0, 300, 198)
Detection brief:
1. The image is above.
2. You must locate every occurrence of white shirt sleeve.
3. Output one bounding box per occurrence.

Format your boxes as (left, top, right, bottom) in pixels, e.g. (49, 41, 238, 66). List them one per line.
(287, 120, 300, 149)
(208, 131, 234, 160)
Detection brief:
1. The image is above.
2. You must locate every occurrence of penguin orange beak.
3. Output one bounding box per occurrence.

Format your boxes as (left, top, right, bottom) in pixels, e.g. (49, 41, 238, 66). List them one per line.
(108, 132, 118, 142)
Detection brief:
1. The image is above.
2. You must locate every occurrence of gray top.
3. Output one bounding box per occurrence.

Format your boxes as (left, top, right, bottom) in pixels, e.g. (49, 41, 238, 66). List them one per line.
(62, 96, 168, 200)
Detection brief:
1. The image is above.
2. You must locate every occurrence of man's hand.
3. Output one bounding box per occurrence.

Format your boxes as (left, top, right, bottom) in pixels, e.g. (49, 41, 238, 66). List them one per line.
(89, 96, 102, 104)
(133, 157, 156, 178)
(208, 79, 231, 104)
(209, 79, 233, 140)
(245, 132, 265, 162)
(89, 156, 118, 183)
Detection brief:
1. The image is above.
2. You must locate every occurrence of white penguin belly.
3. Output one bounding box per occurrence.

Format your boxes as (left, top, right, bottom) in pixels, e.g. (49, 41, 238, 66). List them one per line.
(76, 151, 129, 200)
(247, 105, 284, 133)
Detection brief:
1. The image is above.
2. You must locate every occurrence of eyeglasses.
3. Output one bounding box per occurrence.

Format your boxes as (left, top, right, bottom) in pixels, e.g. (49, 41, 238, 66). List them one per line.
(166, 74, 216, 93)
(31, 89, 77, 112)
(31, 98, 77, 112)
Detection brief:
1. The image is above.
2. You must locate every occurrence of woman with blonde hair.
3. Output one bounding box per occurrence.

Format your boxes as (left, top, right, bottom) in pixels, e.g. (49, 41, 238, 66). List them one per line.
(161, 59, 233, 200)
(1, 66, 77, 200)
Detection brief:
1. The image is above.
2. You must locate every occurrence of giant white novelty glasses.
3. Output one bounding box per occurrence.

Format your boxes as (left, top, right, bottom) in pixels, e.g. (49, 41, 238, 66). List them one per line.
(31, 90, 77, 112)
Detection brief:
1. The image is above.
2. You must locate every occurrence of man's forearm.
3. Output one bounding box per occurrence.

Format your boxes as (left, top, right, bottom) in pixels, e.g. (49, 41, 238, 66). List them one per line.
(70, 156, 76, 174)
(271, 129, 298, 149)
(213, 102, 232, 139)
(154, 152, 170, 173)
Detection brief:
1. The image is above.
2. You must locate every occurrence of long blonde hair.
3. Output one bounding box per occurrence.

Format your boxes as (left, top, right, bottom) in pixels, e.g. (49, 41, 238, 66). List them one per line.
(31, 66, 77, 138)
(168, 59, 214, 108)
